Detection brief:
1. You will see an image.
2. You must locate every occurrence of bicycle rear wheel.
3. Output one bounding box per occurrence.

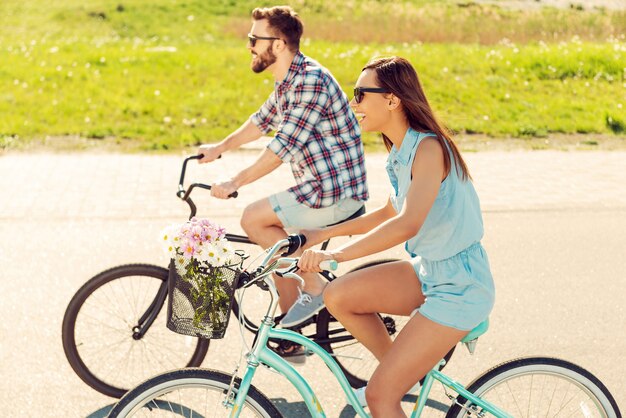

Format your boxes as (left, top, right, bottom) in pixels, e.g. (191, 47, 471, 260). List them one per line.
(108, 368, 281, 418)
(446, 356, 621, 418)
(62, 264, 209, 398)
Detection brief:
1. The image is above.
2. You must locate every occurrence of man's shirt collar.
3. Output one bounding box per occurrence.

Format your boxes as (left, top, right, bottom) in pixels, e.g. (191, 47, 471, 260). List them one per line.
(276, 51, 306, 93)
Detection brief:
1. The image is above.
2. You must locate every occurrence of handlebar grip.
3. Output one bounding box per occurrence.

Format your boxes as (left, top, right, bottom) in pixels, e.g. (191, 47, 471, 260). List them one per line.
(319, 260, 338, 271)
(181, 183, 239, 199)
(295, 234, 306, 247)
(195, 153, 222, 160)
(282, 234, 307, 256)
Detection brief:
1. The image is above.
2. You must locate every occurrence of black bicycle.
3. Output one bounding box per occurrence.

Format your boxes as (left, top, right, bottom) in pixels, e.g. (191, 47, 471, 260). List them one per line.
(62, 155, 419, 398)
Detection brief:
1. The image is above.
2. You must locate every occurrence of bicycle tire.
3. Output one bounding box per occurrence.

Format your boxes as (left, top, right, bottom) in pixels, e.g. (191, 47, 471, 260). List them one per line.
(317, 258, 412, 388)
(108, 368, 282, 418)
(62, 264, 209, 398)
(446, 356, 621, 418)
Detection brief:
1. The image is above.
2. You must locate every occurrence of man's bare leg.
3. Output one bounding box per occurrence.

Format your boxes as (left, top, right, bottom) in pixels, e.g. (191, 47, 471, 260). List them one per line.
(240, 198, 326, 314)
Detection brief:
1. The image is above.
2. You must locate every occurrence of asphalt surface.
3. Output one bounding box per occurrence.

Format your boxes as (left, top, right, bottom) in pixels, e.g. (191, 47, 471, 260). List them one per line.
(1, 149, 624, 417)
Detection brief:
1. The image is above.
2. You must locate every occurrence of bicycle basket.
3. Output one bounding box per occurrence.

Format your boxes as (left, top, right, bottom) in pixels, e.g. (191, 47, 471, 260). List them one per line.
(166, 254, 243, 339)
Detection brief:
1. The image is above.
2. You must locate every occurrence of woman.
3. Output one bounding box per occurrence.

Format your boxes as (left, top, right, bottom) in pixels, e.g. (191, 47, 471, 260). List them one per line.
(297, 57, 495, 417)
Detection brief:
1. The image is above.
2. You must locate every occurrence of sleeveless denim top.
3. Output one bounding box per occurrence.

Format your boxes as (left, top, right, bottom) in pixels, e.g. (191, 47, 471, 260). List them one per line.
(387, 128, 484, 261)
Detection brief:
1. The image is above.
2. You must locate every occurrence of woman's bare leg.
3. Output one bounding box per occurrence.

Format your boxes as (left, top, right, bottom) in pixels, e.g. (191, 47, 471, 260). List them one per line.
(366, 314, 468, 417)
(324, 260, 468, 417)
(323, 260, 424, 360)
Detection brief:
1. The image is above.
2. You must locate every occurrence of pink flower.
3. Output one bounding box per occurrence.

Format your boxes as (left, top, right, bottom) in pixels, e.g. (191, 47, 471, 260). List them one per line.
(191, 225, 204, 242)
(162, 217, 230, 261)
(183, 243, 195, 258)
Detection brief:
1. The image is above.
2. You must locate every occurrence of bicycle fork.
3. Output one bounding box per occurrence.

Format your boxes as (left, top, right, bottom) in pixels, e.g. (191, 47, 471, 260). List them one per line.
(224, 314, 339, 417)
(223, 315, 278, 418)
(221, 317, 269, 416)
(132, 280, 168, 339)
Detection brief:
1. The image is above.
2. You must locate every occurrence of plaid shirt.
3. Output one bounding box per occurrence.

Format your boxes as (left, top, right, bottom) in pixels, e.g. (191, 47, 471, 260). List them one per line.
(250, 52, 369, 208)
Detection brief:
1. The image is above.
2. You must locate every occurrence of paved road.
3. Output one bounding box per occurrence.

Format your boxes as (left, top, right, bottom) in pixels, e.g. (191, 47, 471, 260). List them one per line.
(1, 150, 625, 417)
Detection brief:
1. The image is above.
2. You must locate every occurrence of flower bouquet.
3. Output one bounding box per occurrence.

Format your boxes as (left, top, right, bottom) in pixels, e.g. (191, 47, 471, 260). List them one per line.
(161, 217, 242, 339)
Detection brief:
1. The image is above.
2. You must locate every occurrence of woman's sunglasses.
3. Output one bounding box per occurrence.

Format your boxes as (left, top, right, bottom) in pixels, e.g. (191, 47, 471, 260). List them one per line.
(247, 33, 281, 48)
(353, 87, 390, 104)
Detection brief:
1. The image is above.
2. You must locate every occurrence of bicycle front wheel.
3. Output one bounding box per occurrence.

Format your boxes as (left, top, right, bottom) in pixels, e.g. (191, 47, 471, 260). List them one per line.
(62, 264, 209, 398)
(108, 368, 282, 418)
(446, 356, 621, 418)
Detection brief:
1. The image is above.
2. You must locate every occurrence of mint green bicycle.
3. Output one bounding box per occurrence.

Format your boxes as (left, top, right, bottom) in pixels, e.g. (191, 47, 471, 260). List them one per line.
(108, 236, 621, 418)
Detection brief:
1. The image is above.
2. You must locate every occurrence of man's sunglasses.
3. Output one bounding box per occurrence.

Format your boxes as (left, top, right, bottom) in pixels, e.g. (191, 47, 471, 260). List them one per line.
(247, 34, 281, 48)
(353, 87, 390, 104)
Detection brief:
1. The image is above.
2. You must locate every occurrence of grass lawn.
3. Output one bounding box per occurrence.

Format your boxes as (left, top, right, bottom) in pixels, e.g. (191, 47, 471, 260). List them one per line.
(1, 0, 624, 152)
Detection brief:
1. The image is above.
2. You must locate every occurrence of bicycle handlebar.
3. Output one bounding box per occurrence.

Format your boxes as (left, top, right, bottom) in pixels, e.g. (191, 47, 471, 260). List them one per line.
(281, 234, 307, 256)
(279, 235, 337, 270)
(244, 234, 337, 288)
(177, 154, 238, 219)
(319, 259, 338, 271)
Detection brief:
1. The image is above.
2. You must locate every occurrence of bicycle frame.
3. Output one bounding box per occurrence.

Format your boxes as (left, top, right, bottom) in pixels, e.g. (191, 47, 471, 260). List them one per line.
(416, 369, 512, 418)
(225, 240, 513, 418)
(230, 324, 512, 418)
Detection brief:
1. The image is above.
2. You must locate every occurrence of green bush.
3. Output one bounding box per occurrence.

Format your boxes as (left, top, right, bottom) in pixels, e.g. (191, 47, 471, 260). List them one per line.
(606, 114, 625, 134)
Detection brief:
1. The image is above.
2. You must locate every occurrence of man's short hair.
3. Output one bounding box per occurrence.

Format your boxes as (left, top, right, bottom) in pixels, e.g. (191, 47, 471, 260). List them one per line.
(252, 6, 303, 52)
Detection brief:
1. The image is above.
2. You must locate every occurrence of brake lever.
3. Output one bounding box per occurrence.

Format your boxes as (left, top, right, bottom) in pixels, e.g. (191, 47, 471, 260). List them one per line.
(274, 263, 299, 276)
(281, 272, 305, 287)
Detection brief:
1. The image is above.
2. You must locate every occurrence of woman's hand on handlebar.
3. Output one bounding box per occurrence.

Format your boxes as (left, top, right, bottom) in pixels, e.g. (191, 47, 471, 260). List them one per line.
(197, 144, 223, 163)
(211, 179, 239, 199)
(298, 249, 336, 272)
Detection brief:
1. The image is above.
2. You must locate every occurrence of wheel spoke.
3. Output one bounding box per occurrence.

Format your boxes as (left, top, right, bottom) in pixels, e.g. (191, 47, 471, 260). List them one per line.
(63, 266, 207, 397)
(449, 358, 619, 418)
(108, 370, 279, 417)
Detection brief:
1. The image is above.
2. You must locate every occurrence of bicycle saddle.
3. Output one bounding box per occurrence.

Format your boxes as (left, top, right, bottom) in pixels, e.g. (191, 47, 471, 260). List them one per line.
(461, 318, 489, 354)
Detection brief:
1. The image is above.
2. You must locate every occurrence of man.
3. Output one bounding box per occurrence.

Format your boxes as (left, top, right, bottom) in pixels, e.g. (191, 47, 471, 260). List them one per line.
(197, 5, 368, 330)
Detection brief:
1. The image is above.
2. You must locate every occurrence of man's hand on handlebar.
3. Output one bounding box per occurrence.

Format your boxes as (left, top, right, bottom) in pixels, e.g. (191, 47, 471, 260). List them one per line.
(211, 179, 239, 199)
(197, 144, 223, 163)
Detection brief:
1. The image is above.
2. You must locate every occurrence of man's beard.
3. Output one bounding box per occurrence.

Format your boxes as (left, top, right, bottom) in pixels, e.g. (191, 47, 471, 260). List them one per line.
(251, 45, 277, 73)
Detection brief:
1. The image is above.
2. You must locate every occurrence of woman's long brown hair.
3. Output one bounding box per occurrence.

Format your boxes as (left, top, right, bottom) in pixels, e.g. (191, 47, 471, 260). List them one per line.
(363, 56, 470, 180)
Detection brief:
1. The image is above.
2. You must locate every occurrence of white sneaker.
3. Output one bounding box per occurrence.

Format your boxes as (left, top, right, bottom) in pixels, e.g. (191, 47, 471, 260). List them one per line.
(352, 381, 421, 408)
(280, 292, 325, 328)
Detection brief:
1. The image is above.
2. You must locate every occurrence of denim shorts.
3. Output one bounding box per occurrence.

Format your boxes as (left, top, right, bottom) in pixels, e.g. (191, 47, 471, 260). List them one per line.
(411, 242, 495, 331)
(268, 191, 364, 229)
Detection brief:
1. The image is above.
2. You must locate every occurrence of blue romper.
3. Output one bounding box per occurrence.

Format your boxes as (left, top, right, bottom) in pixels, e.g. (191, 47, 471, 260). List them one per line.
(387, 128, 495, 331)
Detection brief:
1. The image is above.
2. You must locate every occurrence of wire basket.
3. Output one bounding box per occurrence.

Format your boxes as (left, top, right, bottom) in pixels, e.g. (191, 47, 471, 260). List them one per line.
(166, 254, 243, 339)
